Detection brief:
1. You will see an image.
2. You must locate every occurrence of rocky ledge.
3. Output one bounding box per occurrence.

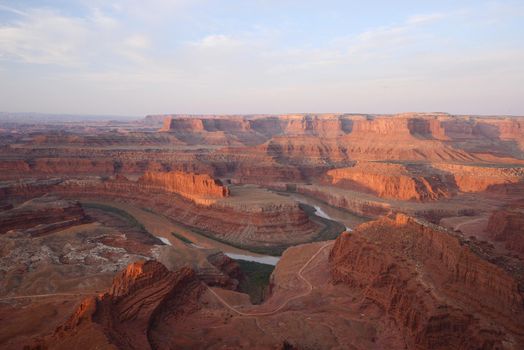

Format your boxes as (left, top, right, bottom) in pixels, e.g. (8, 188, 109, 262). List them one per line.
(31, 261, 205, 350)
(330, 214, 524, 349)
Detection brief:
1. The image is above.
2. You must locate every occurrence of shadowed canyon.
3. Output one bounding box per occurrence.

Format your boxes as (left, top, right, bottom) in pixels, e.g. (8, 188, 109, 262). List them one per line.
(1, 113, 524, 349)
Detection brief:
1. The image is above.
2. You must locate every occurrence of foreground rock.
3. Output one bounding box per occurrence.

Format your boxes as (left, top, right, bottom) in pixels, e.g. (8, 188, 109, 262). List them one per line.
(31, 261, 205, 350)
(24, 213, 524, 349)
(330, 214, 524, 349)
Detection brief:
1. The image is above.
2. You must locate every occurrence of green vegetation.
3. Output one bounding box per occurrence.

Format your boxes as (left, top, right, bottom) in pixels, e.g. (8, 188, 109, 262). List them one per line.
(140, 206, 288, 255)
(171, 232, 193, 244)
(81, 202, 162, 244)
(82, 202, 146, 230)
(299, 203, 347, 241)
(236, 260, 275, 304)
(163, 203, 347, 256)
(177, 223, 288, 256)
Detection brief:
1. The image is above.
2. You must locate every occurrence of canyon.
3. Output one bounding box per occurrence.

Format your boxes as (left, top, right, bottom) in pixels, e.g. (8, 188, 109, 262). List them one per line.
(1, 112, 523, 349)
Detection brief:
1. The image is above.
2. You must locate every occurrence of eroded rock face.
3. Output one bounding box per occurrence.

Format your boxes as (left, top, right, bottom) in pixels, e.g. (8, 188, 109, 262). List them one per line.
(0, 178, 62, 197)
(434, 164, 524, 192)
(326, 162, 455, 201)
(0, 196, 87, 235)
(0, 198, 158, 298)
(295, 184, 391, 217)
(161, 114, 353, 137)
(487, 201, 524, 254)
(33, 261, 204, 350)
(139, 170, 229, 205)
(161, 116, 205, 132)
(330, 214, 524, 349)
(205, 252, 243, 289)
(46, 177, 320, 250)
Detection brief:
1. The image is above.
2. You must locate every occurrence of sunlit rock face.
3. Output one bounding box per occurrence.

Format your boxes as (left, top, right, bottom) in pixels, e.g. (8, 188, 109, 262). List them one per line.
(330, 214, 524, 349)
(325, 162, 455, 201)
(30, 261, 204, 350)
(139, 170, 229, 205)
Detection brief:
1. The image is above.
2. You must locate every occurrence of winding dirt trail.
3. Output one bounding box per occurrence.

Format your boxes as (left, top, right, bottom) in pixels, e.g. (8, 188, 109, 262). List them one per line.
(206, 241, 334, 317)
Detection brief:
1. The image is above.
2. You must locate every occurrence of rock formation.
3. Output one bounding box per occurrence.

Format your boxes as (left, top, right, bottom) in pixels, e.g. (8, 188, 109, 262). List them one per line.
(0, 196, 87, 235)
(434, 164, 524, 193)
(295, 183, 392, 217)
(32, 261, 205, 350)
(2, 112, 524, 349)
(139, 170, 229, 205)
(326, 162, 455, 200)
(40, 177, 323, 251)
(487, 201, 524, 254)
(330, 214, 524, 349)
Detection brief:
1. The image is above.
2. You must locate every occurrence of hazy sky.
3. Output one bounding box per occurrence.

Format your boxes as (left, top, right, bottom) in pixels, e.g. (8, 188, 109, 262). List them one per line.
(0, 0, 523, 116)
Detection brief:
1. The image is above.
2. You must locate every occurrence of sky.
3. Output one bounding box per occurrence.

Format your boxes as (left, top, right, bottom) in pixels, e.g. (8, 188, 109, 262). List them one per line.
(0, 0, 523, 116)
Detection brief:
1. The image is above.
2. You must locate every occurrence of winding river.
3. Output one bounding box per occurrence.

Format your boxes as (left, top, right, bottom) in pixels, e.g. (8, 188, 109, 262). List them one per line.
(219, 195, 362, 265)
(85, 193, 361, 267)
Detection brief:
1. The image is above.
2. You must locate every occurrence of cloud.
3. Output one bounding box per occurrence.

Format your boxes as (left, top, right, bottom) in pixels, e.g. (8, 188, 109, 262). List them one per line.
(0, 9, 91, 65)
(0, 4, 28, 17)
(0, 6, 152, 67)
(124, 34, 150, 49)
(344, 12, 449, 57)
(192, 34, 241, 48)
(406, 13, 446, 25)
(0, 2, 522, 115)
(89, 7, 119, 28)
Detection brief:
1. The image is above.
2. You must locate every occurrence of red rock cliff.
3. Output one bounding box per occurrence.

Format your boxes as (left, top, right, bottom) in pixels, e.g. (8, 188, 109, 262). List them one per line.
(139, 170, 229, 204)
(330, 214, 524, 349)
(33, 261, 204, 350)
(326, 162, 455, 201)
(434, 164, 524, 192)
(487, 201, 524, 254)
(0, 196, 87, 235)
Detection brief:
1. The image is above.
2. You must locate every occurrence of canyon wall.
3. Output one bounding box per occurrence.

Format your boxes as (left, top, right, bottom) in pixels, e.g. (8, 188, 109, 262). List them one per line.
(161, 114, 355, 137)
(139, 170, 229, 205)
(487, 201, 524, 254)
(295, 184, 391, 217)
(0, 155, 218, 181)
(434, 164, 524, 192)
(158, 113, 524, 160)
(0, 196, 87, 235)
(325, 162, 455, 201)
(51, 177, 320, 250)
(32, 261, 204, 350)
(330, 214, 524, 349)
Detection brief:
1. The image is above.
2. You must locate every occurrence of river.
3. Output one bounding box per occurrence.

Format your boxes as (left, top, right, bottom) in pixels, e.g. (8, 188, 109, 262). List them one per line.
(85, 196, 361, 267)
(285, 192, 368, 230)
(220, 196, 363, 265)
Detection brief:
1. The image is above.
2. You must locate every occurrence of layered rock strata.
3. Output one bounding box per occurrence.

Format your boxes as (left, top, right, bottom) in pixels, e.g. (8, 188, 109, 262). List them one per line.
(51, 177, 320, 249)
(295, 184, 391, 217)
(330, 214, 524, 349)
(0, 196, 87, 235)
(32, 261, 205, 350)
(487, 201, 524, 254)
(326, 162, 455, 201)
(139, 170, 229, 205)
(434, 164, 524, 193)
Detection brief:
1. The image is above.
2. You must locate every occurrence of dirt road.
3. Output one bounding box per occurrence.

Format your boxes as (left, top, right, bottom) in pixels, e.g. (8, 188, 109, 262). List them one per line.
(206, 241, 334, 317)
